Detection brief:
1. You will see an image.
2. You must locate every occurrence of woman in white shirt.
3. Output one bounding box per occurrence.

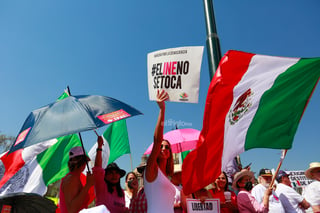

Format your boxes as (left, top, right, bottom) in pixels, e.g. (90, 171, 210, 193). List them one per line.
(144, 90, 175, 213)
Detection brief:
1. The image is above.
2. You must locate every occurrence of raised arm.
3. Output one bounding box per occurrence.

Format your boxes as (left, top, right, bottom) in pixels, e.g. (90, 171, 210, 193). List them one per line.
(145, 90, 169, 182)
(94, 136, 104, 168)
(262, 187, 272, 210)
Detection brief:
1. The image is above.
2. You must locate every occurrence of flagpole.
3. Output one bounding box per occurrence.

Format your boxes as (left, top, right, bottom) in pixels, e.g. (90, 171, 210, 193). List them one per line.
(270, 149, 288, 187)
(127, 133, 133, 171)
(129, 153, 133, 171)
(203, 0, 247, 178)
(203, 0, 222, 80)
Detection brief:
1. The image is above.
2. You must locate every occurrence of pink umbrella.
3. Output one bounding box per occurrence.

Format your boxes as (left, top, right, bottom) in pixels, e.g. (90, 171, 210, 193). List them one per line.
(144, 128, 200, 154)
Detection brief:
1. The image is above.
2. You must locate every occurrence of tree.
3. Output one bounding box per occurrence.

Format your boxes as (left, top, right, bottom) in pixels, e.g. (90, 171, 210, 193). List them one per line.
(0, 133, 15, 154)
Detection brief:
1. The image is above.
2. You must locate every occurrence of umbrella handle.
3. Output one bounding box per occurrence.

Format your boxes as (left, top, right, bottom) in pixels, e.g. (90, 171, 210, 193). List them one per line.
(77, 133, 91, 173)
(93, 129, 99, 137)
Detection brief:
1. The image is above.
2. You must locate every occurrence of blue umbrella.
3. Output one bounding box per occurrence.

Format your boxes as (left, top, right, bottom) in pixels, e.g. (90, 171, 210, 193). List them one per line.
(9, 95, 142, 153)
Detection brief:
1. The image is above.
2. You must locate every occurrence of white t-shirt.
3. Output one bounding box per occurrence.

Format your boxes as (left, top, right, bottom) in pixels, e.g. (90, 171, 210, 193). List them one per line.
(276, 183, 306, 213)
(251, 183, 285, 213)
(303, 180, 320, 212)
(124, 190, 132, 208)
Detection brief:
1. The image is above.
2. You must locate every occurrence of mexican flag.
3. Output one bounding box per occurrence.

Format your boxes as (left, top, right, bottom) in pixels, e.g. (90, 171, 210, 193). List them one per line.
(182, 50, 320, 194)
(88, 119, 130, 169)
(0, 90, 83, 195)
(0, 135, 81, 195)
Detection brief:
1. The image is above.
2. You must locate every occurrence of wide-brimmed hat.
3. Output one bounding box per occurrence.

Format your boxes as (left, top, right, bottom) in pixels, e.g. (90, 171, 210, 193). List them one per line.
(105, 163, 126, 178)
(305, 162, 320, 179)
(232, 169, 254, 190)
(69, 146, 90, 161)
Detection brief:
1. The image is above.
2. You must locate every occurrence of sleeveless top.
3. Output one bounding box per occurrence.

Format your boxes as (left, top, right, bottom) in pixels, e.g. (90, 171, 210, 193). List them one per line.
(144, 167, 175, 213)
(59, 172, 89, 213)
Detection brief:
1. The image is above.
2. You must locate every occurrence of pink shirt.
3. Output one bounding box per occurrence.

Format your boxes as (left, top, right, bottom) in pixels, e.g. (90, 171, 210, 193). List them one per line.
(93, 166, 127, 213)
(237, 190, 268, 213)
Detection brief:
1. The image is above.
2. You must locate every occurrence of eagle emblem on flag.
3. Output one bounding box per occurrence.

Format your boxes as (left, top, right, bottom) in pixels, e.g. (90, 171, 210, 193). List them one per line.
(228, 88, 253, 125)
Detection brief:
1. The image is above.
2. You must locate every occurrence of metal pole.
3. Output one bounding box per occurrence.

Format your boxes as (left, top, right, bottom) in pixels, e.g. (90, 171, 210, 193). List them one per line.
(203, 0, 246, 175)
(203, 0, 222, 80)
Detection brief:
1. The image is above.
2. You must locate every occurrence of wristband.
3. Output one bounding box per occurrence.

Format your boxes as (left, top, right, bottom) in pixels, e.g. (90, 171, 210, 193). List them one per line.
(96, 148, 102, 151)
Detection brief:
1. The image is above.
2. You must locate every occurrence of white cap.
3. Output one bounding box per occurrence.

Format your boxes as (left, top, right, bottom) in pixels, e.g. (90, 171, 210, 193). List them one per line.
(69, 146, 90, 161)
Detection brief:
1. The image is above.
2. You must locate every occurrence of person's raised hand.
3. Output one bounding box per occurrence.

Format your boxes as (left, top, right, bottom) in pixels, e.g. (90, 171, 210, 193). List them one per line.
(265, 187, 273, 196)
(156, 90, 169, 109)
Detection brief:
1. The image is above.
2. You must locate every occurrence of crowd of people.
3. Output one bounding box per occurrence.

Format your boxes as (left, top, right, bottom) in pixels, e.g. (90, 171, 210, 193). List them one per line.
(59, 91, 320, 213)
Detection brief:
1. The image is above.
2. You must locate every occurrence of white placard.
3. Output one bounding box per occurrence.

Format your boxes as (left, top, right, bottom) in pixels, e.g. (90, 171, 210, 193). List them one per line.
(186, 198, 220, 213)
(147, 46, 204, 103)
(286, 170, 314, 187)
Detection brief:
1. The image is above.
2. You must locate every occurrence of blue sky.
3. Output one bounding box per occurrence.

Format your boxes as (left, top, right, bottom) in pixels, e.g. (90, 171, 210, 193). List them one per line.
(1, 0, 319, 181)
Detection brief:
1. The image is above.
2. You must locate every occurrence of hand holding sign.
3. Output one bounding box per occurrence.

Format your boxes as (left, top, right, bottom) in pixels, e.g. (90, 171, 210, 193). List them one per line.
(156, 90, 169, 109)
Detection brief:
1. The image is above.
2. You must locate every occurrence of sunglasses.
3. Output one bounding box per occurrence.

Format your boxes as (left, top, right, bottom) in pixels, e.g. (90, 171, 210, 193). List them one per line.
(161, 144, 170, 150)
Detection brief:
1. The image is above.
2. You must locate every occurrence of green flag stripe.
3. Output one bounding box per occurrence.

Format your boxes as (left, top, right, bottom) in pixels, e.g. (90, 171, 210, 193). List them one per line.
(57, 91, 69, 101)
(103, 119, 130, 164)
(37, 134, 81, 185)
(245, 58, 320, 150)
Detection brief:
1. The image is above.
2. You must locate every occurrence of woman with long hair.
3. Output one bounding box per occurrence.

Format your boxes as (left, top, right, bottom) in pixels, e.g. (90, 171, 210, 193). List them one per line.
(124, 172, 139, 208)
(144, 90, 175, 213)
(209, 172, 238, 213)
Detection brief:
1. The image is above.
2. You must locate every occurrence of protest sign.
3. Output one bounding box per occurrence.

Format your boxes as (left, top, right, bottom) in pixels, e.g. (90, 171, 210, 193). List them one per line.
(186, 198, 220, 213)
(147, 46, 204, 103)
(286, 170, 313, 188)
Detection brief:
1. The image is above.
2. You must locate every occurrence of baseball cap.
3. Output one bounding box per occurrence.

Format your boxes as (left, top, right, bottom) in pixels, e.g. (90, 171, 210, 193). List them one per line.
(259, 168, 273, 176)
(276, 170, 289, 182)
(69, 146, 90, 161)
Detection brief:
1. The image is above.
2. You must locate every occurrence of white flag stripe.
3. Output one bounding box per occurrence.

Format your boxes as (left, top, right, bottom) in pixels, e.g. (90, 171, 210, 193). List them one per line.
(86, 136, 110, 172)
(21, 139, 58, 162)
(22, 158, 47, 195)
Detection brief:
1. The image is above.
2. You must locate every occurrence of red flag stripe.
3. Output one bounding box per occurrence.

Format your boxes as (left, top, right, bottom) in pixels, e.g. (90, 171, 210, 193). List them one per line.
(182, 50, 254, 194)
(0, 150, 25, 189)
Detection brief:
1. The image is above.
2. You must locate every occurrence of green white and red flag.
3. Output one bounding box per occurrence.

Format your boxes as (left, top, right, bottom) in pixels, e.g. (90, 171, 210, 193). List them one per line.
(182, 50, 320, 194)
(0, 134, 82, 195)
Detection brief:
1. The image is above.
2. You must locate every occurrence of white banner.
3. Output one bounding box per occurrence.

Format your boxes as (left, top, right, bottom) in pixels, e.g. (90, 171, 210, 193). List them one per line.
(186, 198, 220, 213)
(147, 46, 204, 103)
(286, 170, 313, 188)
